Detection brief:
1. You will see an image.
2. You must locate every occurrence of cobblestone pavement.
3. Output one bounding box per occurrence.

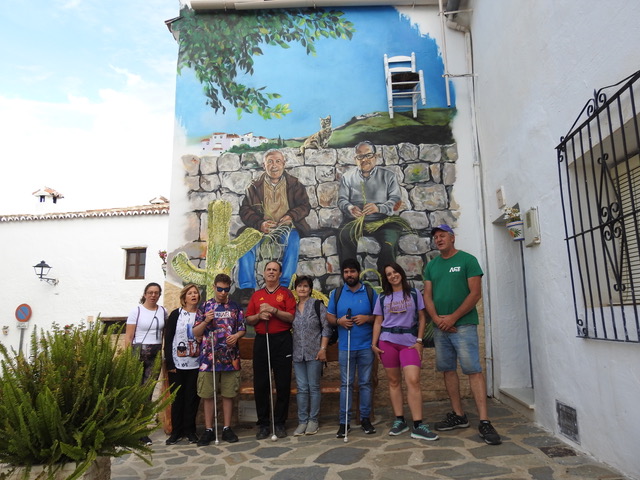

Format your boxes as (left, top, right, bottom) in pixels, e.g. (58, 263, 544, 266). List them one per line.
(111, 400, 630, 480)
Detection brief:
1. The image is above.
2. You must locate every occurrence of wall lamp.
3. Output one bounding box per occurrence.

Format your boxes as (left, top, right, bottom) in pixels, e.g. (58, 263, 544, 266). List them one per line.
(33, 260, 59, 285)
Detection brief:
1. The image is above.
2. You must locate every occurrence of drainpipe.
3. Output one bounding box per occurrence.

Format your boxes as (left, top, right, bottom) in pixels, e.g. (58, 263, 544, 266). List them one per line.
(442, 1, 496, 397)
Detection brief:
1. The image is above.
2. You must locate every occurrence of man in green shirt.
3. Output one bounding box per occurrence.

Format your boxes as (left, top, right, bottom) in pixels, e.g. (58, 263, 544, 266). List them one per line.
(423, 224, 501, 445)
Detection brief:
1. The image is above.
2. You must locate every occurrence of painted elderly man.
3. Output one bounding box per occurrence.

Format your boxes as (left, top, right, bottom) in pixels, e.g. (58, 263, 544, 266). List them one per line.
(238, 149, 311, 296)
(337, 141, 403, 271)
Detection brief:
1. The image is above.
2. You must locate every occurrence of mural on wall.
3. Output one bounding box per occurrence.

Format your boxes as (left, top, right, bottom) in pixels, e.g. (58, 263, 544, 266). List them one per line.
(169, 6, 459, 302)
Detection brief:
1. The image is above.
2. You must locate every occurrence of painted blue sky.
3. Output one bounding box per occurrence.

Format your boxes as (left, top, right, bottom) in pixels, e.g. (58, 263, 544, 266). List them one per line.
(175, 6, 454, 140)
(0, 0, 179, 214)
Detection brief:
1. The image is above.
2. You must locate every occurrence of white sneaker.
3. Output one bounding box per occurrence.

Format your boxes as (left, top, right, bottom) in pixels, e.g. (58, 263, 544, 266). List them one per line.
(294, 423, 307, 436)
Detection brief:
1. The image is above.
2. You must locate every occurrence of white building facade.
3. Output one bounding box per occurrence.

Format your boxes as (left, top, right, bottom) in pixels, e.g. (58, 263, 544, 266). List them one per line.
(0, 202, 170, 354)
(469, 0, 640, 477)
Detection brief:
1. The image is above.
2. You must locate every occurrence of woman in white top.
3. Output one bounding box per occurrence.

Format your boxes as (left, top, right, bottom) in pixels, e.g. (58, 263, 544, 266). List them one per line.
(125, 282, 167, 445)
(163, 284, 202, 445)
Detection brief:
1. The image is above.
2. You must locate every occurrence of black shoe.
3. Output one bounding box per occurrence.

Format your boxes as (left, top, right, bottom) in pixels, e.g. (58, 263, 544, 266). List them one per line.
(222, 427, 239, 443)
(435, 411, 470, 431)
(275, 424, 287, 438)
(165, 433, 182, 445)
(187, 432, 199, 444)
(197, 429, 215, 446)
(360, 417, 376, 434)
(336, 423, 351, 438)
(140, 435, 153, 446)
(256, 425, 270, 440)
(478, 420, 502, 445)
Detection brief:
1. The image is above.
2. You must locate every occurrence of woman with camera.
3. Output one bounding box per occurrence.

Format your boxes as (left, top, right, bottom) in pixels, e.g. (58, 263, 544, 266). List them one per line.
(164, 283, 202, 445)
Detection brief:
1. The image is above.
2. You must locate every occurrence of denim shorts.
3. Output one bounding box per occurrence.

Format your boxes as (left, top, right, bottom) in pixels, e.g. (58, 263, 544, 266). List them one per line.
(433, 324, 482, 374)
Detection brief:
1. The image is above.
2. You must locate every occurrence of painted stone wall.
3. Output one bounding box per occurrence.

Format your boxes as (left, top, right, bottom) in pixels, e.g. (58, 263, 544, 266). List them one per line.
(172, 142, 459, 293)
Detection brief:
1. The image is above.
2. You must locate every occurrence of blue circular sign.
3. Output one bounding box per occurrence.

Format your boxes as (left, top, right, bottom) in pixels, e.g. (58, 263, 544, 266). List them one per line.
(15, 304, 32, 322)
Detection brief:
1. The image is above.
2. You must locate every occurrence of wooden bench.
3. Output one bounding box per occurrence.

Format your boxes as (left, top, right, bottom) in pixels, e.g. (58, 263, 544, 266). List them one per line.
(237, 336, 377, 422)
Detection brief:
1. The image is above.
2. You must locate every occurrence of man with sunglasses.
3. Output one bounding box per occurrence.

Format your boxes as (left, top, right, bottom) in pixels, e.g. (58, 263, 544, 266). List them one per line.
(194, 273, 246, 444)
(337, 140, 403, 271)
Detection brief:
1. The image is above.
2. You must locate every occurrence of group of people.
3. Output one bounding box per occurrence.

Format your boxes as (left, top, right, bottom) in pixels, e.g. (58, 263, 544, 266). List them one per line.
(124, 223, 502, 448)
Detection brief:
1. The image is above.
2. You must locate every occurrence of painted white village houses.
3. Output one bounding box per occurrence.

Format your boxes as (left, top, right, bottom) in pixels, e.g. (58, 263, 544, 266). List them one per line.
(0, 196, 169, 354)
(201, 131, 269, 155)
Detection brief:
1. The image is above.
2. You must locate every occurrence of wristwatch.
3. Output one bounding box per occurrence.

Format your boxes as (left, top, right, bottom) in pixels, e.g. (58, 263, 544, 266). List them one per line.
(416, 338, 423, 344)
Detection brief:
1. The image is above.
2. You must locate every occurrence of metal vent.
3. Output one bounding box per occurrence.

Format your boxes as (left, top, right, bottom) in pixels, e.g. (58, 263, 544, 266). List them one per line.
(556, 400, 579, 443)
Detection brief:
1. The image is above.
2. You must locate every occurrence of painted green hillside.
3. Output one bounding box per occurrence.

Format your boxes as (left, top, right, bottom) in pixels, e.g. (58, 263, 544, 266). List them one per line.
(286, 108, 456, 148)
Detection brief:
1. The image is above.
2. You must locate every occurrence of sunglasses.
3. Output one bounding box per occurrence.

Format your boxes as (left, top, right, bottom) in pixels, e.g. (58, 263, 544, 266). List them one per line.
(216, 286, 231, 293)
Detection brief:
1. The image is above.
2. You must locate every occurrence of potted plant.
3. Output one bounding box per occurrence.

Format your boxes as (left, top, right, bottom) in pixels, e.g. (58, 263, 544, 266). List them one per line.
(0, 322, 171, 479)
(503, 206, 524, 241)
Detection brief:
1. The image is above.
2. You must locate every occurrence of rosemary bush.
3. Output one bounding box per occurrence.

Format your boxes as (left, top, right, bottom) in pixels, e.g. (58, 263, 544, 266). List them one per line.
(0, 322, 170, 479)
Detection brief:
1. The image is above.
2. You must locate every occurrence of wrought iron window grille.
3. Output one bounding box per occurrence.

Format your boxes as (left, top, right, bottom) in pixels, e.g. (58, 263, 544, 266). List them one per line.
(556, 69, 640, 343)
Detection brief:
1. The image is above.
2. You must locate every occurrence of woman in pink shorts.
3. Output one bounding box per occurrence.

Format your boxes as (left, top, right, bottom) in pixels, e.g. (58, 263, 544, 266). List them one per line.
(372, 263, 438, 441)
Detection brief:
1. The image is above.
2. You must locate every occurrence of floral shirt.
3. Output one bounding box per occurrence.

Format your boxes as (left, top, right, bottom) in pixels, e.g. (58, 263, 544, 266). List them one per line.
(195, 299, 245, 372)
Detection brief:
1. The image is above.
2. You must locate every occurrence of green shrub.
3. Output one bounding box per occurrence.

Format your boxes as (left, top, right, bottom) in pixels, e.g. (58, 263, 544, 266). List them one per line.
(0, 322, 171, 479)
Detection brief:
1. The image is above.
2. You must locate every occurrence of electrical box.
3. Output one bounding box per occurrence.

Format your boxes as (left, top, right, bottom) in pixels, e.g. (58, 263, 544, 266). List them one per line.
(524, 207, 541, 247)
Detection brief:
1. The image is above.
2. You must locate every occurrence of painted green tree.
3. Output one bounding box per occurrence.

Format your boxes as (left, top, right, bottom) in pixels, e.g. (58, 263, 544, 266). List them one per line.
(174, 8, 355, 119)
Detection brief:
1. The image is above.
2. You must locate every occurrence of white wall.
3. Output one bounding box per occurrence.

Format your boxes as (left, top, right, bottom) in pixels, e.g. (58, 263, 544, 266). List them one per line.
(470, 0, 640, 477)
(0, 211, 169, 355)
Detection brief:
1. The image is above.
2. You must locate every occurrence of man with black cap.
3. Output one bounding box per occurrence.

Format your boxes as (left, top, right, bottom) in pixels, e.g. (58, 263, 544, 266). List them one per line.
(422, 224, 502, 445)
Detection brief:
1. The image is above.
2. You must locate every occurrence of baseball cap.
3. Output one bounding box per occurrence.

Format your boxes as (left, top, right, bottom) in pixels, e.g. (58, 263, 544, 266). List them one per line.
(431, 224, 454, 235)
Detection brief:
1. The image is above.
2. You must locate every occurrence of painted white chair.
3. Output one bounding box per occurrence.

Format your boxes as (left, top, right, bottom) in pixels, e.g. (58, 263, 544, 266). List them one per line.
(384, 52, 426, 118)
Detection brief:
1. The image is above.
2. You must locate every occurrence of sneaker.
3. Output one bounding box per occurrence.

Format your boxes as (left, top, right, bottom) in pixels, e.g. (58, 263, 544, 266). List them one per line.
(294, 424, 307, 436)
(256, 425, 270, 440)
(478, 420, 502, 445)
(305, 420, 319, 435)
(197, 429, 215, 446)
(187, 432, 199, 444)
(388, 419, 409, 436)
(411, 423, 439, 441)
(139, 435, 153, 446)
(434, 411, 470, 431)
(360, 417, 376, 434)
(165, 433, 182, 445)
(221, 427, 239, 443)
(336, 423, 351, 438)
(275, 424, 287, 438)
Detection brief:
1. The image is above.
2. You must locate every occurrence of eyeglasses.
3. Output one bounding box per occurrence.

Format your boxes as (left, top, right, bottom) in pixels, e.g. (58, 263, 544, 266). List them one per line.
(355, 152, 375, 161)
(216, 286, 231, 293)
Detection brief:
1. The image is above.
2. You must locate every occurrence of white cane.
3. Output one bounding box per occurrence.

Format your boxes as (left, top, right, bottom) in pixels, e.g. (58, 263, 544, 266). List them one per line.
(210, 330, 220, 446)
(344, 308, 352, 443)
(265, 322, 278, 442)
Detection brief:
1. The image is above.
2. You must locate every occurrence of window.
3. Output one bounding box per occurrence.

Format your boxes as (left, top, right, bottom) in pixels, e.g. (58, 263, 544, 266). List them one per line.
(125, 248, 146, 280)
(556, 70, 640, 343)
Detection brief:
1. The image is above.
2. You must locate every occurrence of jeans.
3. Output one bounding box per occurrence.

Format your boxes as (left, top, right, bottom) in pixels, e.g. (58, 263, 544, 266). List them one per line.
(339, 347, 374, 424)
(238, 229, 300, 289)
(293, 360, 323, 424)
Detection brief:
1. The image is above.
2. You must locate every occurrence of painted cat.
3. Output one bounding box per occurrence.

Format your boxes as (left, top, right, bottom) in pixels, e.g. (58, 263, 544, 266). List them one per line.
(299, 115, 332, 156)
